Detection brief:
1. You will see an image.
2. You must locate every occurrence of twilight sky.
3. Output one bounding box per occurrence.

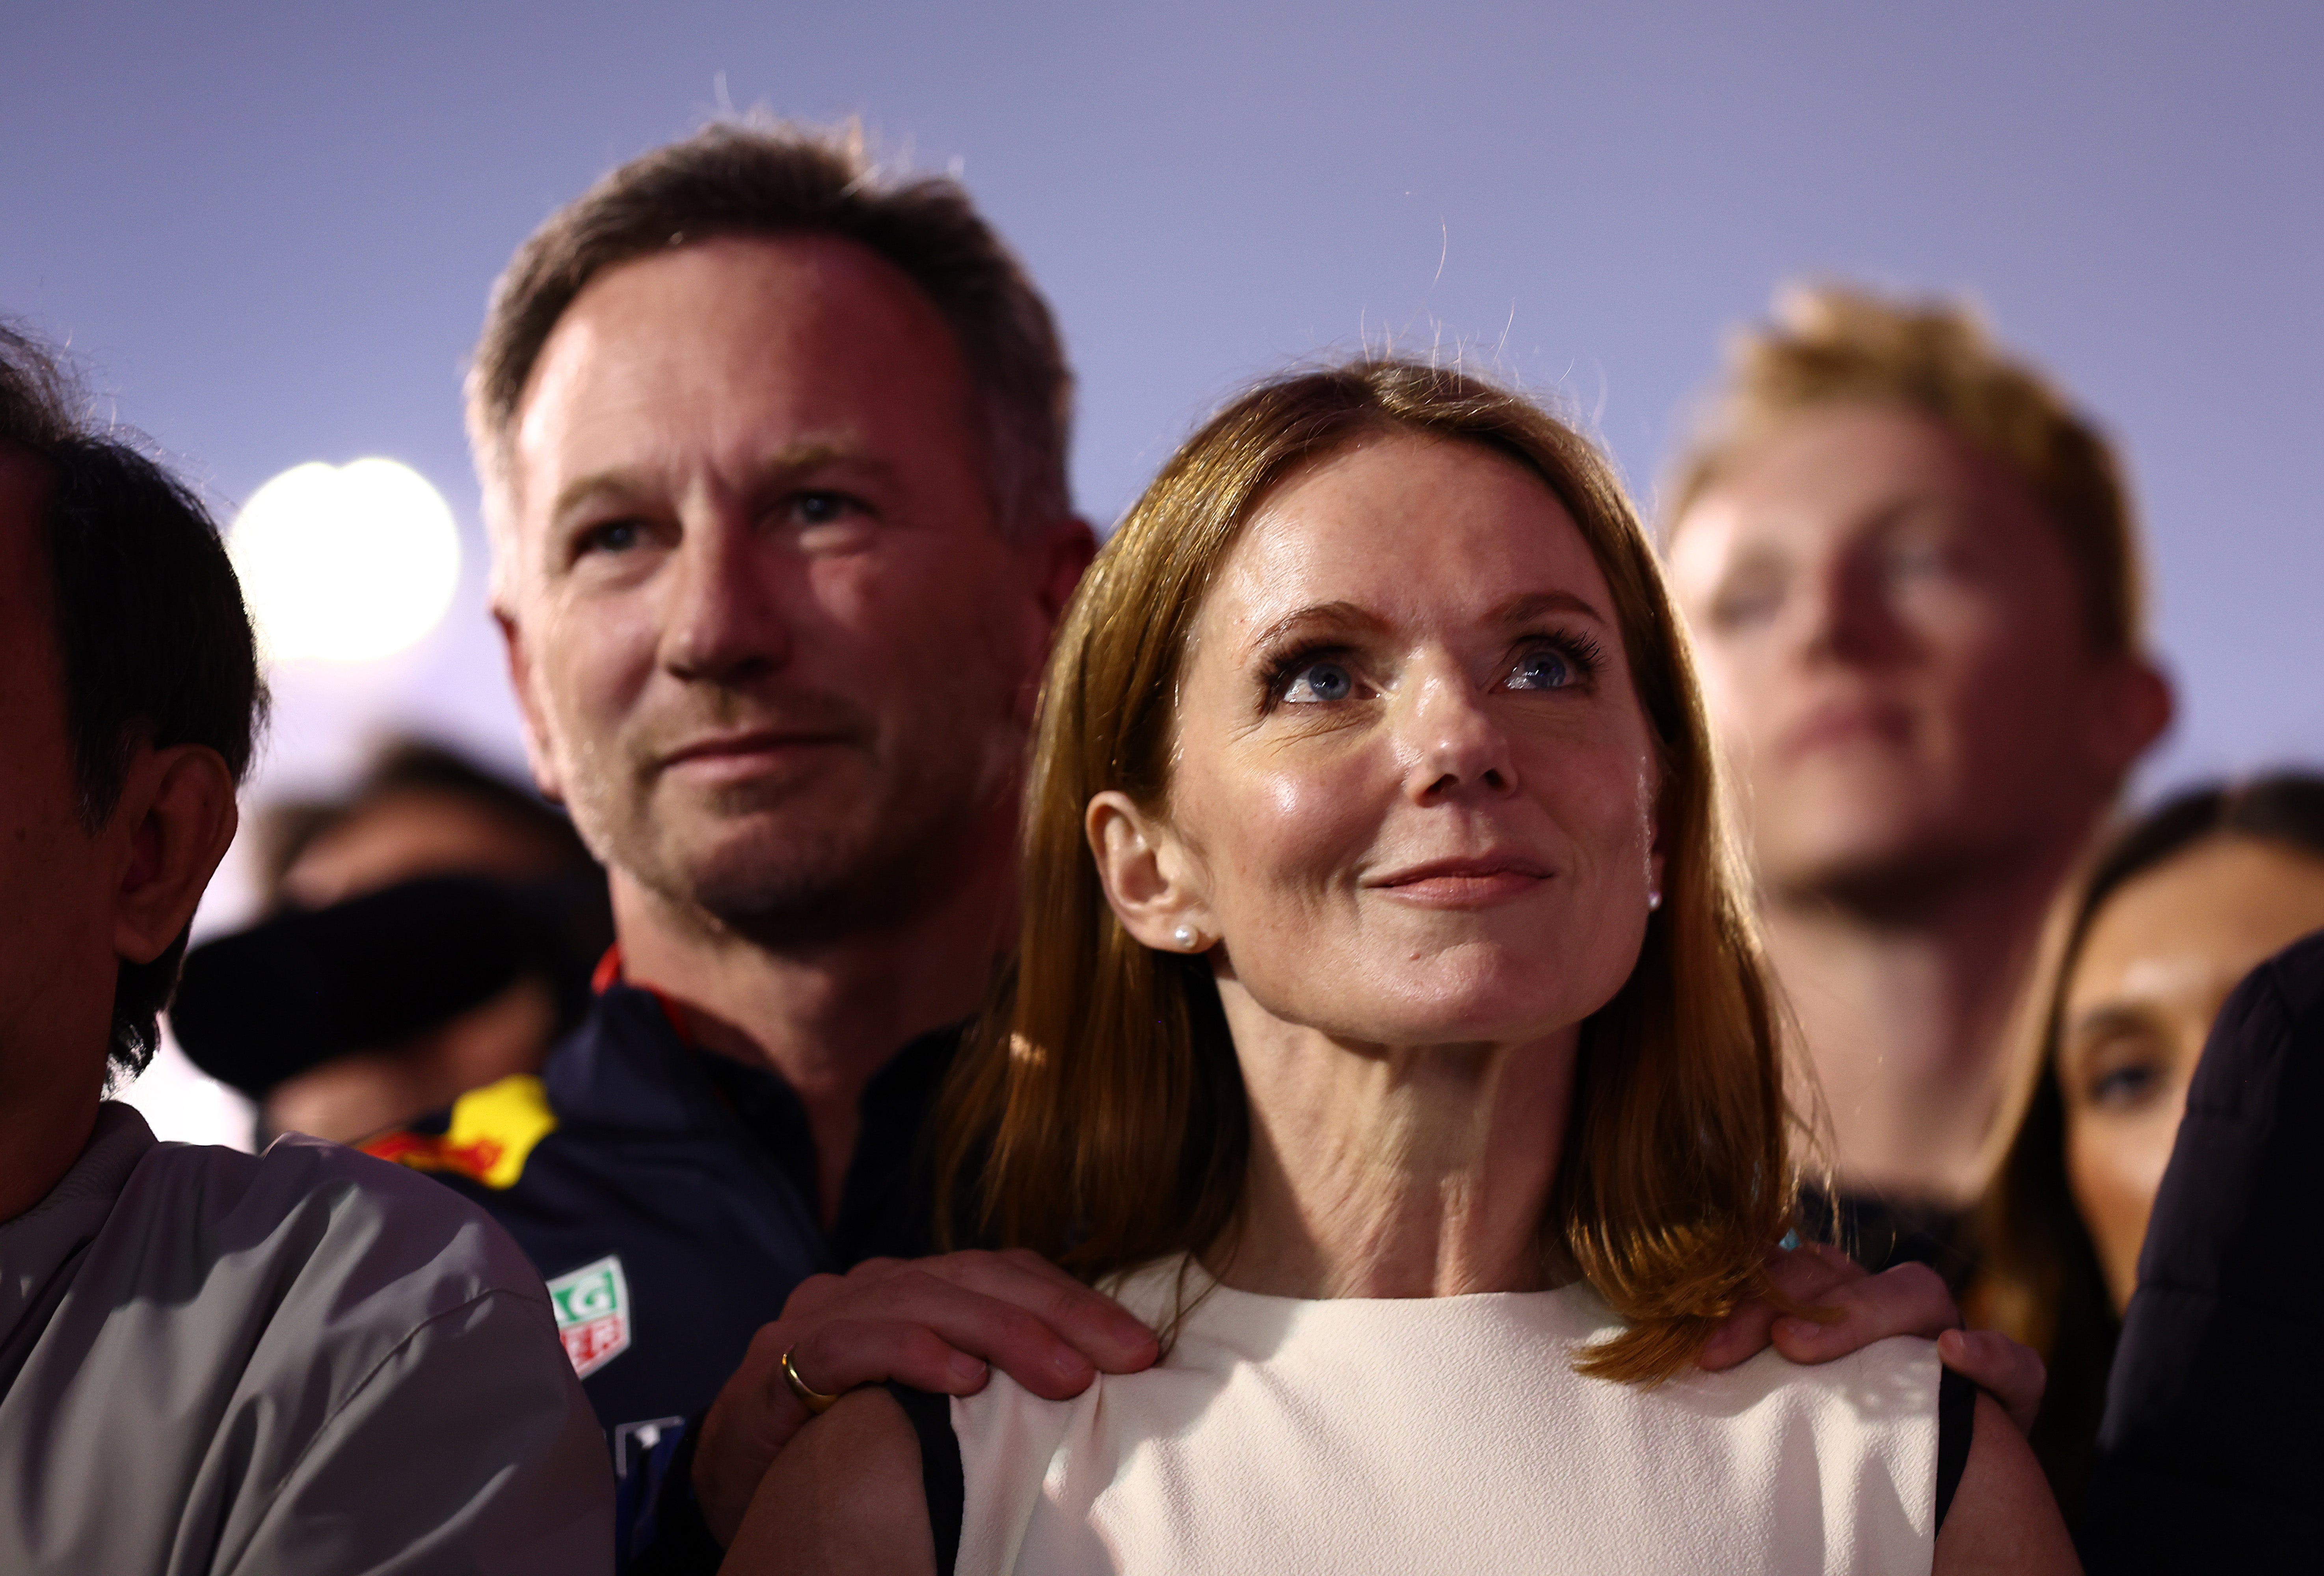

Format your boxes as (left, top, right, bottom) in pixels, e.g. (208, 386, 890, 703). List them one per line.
(7, 0, 2321, 931)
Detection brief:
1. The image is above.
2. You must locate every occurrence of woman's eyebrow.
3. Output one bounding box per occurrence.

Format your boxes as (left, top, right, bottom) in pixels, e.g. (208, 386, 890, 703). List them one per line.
(1494, 589, 1610, 627)
(1240, 600, 1390, 657)
(2063, 1002, 2159, 1057)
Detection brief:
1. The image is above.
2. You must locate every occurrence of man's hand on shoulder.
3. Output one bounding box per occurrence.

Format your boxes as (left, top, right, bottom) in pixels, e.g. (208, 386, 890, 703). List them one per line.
(1696, 1243, 2046, 1436)
(694, 1249, 1160, 1547)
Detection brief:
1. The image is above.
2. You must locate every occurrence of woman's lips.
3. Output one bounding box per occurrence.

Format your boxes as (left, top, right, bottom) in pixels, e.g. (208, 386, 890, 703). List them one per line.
(1367, 857, 1554, 909)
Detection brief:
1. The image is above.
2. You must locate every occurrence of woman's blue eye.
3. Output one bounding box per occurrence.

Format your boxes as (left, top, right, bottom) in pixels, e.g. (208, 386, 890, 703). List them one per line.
(1507, 649, 1573, 690)
(1282, 661, 1355, 704)
(2089, 1063, 2160, 1108)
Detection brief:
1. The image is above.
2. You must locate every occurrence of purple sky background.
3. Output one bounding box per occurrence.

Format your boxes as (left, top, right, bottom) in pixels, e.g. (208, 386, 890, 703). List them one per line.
(6, 0, 2322, 938)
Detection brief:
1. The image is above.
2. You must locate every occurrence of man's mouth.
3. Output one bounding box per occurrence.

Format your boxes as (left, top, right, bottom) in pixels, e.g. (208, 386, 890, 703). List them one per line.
(657, 729, 859, 775)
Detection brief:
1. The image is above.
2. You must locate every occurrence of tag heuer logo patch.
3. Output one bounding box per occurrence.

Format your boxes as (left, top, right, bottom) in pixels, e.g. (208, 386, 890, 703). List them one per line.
(546, 1255, 632, 1379)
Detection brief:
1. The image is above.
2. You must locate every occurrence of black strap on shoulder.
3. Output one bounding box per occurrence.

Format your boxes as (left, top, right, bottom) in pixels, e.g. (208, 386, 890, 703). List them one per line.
(883, 1383, 963, 1576)
(1934, 1366, 1976, 1534)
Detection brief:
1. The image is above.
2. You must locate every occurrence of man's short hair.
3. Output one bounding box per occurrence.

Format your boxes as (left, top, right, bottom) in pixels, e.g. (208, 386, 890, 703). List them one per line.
(1666, 284, 2144, 658)
(468, 119, 1074, 571)
(0, 324, 268, 1084)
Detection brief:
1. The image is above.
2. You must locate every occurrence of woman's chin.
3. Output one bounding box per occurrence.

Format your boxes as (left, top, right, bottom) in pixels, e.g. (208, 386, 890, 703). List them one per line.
(1302, 991, 1590, 1052)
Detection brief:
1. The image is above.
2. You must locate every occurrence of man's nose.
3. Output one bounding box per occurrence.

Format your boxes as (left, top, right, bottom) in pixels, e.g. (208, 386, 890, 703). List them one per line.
(1798, 554, 1904, 667)
(1397, 665, 1518, 803)
(660, 508, 794, 683)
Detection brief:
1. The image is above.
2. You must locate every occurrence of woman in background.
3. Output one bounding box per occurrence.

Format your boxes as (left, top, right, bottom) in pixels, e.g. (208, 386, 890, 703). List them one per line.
(1972, 772, 2324, 1517)
(727, 359, 2071, 1574)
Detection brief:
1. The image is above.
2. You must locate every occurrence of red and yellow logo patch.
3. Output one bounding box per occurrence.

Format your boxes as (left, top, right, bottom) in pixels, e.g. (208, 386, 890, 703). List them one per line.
(363, 1073, 558, 1190)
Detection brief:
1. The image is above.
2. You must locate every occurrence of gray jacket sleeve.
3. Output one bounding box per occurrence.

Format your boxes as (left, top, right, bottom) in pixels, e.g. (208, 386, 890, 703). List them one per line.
(221, 1284, 611, 1575)
(0, 1113, 613, 1576)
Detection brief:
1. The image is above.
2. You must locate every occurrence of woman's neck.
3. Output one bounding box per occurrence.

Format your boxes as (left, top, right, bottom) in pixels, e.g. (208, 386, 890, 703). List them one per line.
(1206, 988, 1579, 1299)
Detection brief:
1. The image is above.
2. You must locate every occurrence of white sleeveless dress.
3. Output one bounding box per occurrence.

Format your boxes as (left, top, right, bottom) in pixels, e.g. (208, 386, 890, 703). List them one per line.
(951, 1257, 1939, 1576)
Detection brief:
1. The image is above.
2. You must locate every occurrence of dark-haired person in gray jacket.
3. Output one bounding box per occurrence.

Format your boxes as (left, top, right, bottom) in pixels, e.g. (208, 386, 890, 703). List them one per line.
(0, 324, 610, 1574)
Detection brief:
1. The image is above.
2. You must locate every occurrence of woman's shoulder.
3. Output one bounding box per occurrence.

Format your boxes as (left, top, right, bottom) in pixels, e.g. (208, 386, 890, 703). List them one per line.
(1092, 1254, 1205, 1327)
(1674, 1326, 1945, 1419)
(951, 1277, 1947, 1576)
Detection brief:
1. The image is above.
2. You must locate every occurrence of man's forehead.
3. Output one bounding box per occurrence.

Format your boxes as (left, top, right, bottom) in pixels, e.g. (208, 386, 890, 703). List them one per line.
(506, 236, 976, 503)
(1672, 431, 2010, 584)
(1697, 408, 1992, 526)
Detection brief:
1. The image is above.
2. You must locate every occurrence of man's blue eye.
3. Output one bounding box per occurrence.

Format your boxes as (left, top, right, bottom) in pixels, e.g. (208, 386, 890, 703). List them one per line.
(1282, 661, 1354, 704)
(582, 520, 643, 554)
(1883, 543, 1948, 582)
(793, 492, 854, 526)
(1507, 649, 1573, 690)
(1711, 586, 1783, 630)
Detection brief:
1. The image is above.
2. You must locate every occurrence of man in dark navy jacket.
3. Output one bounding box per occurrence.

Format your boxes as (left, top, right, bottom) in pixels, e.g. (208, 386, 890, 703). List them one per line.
(362, 117, 1135, 1556)
(372, 119, 2053, 1570)
(368, 965, 960, 1459)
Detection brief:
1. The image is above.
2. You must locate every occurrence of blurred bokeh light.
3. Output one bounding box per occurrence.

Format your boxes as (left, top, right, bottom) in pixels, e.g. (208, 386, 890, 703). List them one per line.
(229, 458, 461, 664)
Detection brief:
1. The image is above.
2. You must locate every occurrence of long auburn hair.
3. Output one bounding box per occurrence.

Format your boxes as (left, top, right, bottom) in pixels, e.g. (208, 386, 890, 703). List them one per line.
(939, 359, 1797, 1382)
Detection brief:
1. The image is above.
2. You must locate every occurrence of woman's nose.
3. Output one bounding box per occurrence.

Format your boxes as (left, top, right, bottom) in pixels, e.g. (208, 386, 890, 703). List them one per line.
(661, 510, 794, 683)
(1397, 669, 1518, 802)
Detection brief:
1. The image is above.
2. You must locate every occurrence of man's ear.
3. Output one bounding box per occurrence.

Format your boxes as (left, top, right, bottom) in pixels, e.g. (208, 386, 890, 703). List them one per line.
(1027, 516, 1098, 629)
(2088, 654, 2175, 780)
(1010, 519, 1100, 731)
(110, 743, 238, 967)
(1085, 790, 1217, 953)
(495, 605, 567, 805)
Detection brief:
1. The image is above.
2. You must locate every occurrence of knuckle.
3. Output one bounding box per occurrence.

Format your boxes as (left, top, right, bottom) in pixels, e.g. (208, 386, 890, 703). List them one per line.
(895, 1265, 951, 1300)
(781, 1271, 847, 1315)
(992, 1302, 1055, 1347)
(1882, 1261, 1946, 1298)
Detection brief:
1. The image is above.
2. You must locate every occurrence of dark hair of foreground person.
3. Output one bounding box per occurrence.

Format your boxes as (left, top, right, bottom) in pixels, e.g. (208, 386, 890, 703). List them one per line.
(0, 322, 265, 1083)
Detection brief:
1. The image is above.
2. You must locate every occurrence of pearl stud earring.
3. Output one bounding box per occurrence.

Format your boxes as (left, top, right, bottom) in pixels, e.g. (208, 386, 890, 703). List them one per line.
(1646, 888, 1663, 913)
(1173, 924, 1200, 950)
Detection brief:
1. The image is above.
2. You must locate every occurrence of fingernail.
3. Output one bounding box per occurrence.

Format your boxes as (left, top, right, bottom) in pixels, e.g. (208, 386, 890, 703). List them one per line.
(949, 1352, 988, 1386)
(1053, 1348, 1095, 1381)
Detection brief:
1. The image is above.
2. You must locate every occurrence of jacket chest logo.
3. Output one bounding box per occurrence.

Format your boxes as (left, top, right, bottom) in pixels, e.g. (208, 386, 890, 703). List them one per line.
(546, 1254, 633, 1378)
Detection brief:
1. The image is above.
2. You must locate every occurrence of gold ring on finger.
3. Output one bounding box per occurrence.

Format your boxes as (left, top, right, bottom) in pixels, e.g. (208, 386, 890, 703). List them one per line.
(780, 1346, 846, 1415)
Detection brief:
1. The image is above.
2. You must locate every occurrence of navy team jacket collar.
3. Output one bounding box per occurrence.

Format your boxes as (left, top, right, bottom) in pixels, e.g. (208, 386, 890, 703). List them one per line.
(539, 984, 727, 1135)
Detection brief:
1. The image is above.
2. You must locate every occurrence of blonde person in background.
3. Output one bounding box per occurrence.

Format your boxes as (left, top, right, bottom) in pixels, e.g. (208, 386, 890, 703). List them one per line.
(1662, 287, 2173, 1277)
(723, 360, 2074, 1575)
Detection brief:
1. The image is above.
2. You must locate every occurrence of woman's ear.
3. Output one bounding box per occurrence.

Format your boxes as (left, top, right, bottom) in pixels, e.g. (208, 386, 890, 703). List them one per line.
(1086, 790, 1217, 954)
(110, 743, 238, 967)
